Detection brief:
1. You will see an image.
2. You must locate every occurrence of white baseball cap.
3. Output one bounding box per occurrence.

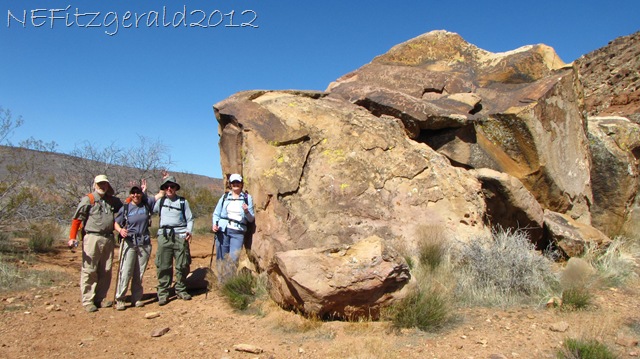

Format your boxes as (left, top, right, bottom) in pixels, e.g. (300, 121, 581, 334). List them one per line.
(229, 174, 243, 183)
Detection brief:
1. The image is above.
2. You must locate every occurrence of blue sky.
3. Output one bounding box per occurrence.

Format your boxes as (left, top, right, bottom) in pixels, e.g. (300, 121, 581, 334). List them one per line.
(1, 1, 638, 178)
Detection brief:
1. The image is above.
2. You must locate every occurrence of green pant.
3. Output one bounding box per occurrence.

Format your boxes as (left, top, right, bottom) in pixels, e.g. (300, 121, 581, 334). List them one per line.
(155, 233, 190, 300)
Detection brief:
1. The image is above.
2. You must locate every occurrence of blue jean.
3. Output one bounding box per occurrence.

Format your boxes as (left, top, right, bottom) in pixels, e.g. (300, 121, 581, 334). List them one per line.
(215, 228, 244, 262)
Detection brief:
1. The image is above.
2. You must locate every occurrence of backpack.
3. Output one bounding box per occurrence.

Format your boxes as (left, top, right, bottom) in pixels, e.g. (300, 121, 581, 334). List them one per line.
(219, 191, 256, 248)
(158, 196, 186, 223)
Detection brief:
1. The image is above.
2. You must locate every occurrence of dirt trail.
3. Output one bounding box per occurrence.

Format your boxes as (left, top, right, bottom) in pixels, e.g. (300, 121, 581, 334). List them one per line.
(1, 234, 639, 359)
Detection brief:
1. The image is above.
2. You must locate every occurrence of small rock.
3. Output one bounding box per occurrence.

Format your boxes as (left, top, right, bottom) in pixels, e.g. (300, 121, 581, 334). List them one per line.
(233, 344, 263, 354)
(616, 334, 638, 347)
(45, 305, 56, 312)
(145, 312, 160, 319)
(526, 314, 535, 319)
(546, 297, 562, 308)
(476, 339, 488, 346)
(489, 354, 508, 359)
(629, 351, 638, 357)
(549, 322, 569, 332)
(6, 298, 17, 304)
(150, 327, 170, 337)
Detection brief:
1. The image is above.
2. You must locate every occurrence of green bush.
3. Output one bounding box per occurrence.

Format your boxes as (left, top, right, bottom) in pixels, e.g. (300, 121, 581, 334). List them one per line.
(221, 271, 256, 310)
(453, 226, 557, 307)
(26, 222, 59, 253)
(385, 286, 451, 331)
(414, 225, 448, 271)
(561, 287, 592, 310)
(557, 338, 618, 359)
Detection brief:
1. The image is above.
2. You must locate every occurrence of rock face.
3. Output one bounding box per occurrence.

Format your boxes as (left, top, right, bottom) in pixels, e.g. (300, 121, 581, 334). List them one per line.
(470, 168, 545, 247)
(213, 30, 636, 317)
(577, 31, 640, 123)
(587, 116, 640, 237)
(576, 31, 640, 238)
(544, 210, 611, 257)
(328, 31, 593, 223)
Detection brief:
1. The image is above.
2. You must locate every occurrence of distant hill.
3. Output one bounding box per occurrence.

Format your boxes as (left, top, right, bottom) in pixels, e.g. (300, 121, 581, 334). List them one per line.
(0, 145, 224, 194)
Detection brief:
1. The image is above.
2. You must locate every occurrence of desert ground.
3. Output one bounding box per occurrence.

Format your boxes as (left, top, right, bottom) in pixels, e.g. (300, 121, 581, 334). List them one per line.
(1, 232, 640, 359)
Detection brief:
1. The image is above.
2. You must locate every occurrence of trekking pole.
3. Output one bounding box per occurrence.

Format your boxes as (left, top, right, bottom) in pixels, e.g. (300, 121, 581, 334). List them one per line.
(113, 233, 125, 307)
(206, 223, 218, 299)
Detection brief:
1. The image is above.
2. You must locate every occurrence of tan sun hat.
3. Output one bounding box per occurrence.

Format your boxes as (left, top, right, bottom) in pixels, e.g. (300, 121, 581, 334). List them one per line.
(93, 174, 110, 184)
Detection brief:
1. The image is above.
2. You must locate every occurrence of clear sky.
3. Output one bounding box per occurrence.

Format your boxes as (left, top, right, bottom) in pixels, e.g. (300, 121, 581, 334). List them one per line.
(1, 1, 638, 178)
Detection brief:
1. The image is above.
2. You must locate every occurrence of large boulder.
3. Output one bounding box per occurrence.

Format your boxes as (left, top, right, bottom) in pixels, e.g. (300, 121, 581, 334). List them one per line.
(268, 236, 410, 319)
(588, 116, 640, 237)
(328, 30, 593, 223)
(214, 90, 488, 273)
(544, 210, 611, 257)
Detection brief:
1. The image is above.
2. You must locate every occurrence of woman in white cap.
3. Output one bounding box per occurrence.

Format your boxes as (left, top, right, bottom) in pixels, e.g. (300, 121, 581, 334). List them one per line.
(212, 173, 255, 278)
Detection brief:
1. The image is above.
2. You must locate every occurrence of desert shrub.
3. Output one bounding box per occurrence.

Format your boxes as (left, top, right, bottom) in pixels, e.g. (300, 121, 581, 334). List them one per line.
(0, 232, 14, 253)
(26, 222, 59, 253)
(561, 287, 592, 310)
(453, 226, 557, 307)
(556, 338, 618, 359)
(384, 227, 454, 331)
(385, 285, 450, 331)
(221, 271, 257, 310)
(583, 237, 637, 287)
(415, 225, 448, 271)
(558, 257, 594, 310)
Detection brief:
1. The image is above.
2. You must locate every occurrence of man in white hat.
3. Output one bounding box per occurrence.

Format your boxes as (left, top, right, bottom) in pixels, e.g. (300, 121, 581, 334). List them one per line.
(68, 174, 123, 312)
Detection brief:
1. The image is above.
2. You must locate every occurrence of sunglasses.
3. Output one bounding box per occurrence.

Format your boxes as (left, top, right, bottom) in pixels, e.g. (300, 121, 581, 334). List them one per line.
(130, 191, 142, 195)
(230, 181, 242, 185)
(165, 184, 178, 189)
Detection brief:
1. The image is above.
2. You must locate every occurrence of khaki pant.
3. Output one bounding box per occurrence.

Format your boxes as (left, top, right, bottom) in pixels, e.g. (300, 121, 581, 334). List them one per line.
(81, 233, 115, 307)
(155, 233, 190, 301)
(115, 241, 151, 303)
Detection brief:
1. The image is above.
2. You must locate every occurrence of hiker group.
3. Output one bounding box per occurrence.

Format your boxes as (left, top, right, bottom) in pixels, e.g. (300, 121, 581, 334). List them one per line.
(68, 173, 254, 313)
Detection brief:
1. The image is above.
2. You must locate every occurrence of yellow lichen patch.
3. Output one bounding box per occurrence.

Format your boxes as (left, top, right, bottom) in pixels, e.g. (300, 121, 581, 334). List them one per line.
(340, 183, 350, 191)
(321, 149, 346, 164)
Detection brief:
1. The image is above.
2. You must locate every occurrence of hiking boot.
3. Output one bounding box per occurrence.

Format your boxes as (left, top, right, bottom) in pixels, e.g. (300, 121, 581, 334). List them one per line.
(176, 292, 192, 301)
(84, 304, 98, 313)
(158, 297, 168, 306)
(99, 299, 113, 308)
(115, 301, 126, 311)
(134, 301, 145, 308)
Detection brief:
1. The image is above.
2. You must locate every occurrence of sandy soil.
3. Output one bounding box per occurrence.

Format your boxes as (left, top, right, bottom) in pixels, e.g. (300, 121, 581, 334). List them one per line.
(1, 234, 640, 359)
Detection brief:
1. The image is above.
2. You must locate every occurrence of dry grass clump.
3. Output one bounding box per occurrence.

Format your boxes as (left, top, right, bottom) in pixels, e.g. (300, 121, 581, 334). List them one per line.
(556, 337, 619, 359)
(453, 226, 557, 307)
(559, 257, 595, 310)
(219, 269, 269, 311)
(583, 237, 638, 288)
(384, 225, 455, 331)
(0, 254, 69, 294)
